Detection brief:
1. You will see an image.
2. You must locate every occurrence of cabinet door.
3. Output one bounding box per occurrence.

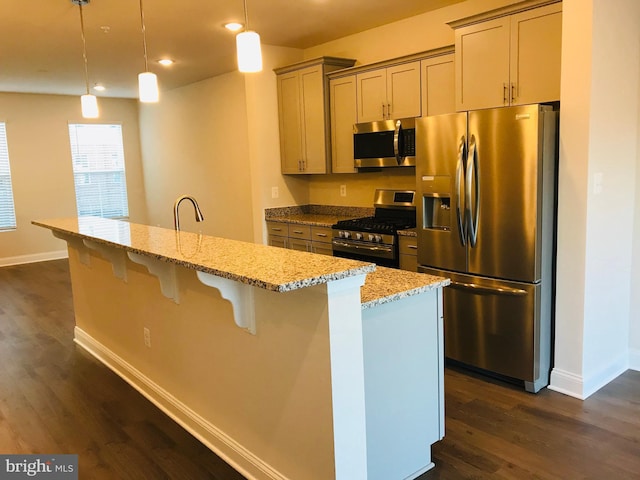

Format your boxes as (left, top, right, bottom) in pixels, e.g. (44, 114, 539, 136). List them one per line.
(311, 241, 333, 256)
(277, 72, 303, 173)
(299, 65, 328, 173)
(455, 17, 510, 111)
(268, 236, 287, 249)
(288, 238, 310, 252)
(357, 69, 387, 122)
(510, 3, 562, 105)
(386, 61, 421, 119)
(421, 54, 455, 117)
(330, 76, 357, 173)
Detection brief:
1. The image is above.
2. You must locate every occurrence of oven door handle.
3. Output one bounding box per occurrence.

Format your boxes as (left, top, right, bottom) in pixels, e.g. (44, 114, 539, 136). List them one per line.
(332, 241, 393, 254)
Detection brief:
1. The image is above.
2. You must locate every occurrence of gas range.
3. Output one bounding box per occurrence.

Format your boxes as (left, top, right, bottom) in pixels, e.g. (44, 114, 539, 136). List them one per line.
(331, 189, 416, 268)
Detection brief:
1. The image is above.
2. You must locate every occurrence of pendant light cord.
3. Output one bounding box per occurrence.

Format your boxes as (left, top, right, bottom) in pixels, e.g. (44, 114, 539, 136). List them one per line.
(139, 0, 150, 72)
(243, 0, 250, 31)
(78, 3, 90, 95)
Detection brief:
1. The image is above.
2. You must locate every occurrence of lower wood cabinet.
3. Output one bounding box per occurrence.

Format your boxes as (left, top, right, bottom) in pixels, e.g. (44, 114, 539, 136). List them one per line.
(266, 221, 333, 256)
(399, 235, 418, 272)
(267, 221, 288, 248)
(310, 226, 333, 255)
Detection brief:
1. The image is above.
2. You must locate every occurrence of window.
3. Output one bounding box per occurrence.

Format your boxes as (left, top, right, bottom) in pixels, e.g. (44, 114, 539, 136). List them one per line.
(0, 123, 17, 231)
(68, 123, 129, 218)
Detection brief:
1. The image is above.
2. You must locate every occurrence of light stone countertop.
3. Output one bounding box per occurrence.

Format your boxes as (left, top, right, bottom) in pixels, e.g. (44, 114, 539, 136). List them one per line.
(266, 213, 352, 227)
(361, 267, 449, 309)
(33, 217, 449, 307)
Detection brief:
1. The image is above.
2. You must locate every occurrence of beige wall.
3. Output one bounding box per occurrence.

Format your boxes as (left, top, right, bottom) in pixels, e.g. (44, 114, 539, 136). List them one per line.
(551, 0, 640, 397)
(138, 45, 306, 245)
(0, 93, 146, 265)
(138, 72, 255, 240)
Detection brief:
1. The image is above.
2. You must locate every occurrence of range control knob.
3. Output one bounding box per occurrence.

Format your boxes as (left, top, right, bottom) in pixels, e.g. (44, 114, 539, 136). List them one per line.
(374, 235, 382, 243)
(356, 233, 363, 240)
(368, 234, 375, 242)
(343, 231, 351, 239)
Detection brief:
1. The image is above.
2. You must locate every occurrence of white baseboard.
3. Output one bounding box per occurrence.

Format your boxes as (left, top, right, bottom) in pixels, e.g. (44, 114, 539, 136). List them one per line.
(549, 352, 629, 399)
(0, 250, 68, 267)
(73, 327, 287, 480)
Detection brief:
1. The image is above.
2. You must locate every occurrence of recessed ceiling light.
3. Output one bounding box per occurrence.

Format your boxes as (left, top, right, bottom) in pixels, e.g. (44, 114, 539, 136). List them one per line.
(93, 84, 106, 92)
(157, 59, 174, 66)
(225, 22, 244, 32)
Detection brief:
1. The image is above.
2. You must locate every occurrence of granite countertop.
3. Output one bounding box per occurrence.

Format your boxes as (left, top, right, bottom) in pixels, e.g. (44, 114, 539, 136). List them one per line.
(267, 213, 351, 227)
(33, 217, 448, 307)
(361, 267, 449, 309)
(398, 228, 417, 237)
(265, 205, 373, 227)
(33, 217, 375, 293)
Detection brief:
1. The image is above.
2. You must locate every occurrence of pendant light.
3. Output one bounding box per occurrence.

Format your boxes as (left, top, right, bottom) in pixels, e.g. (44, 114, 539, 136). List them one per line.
(73, 0, 99, 118)
(236, 0, 262, 72)
(138, 0, 159, 102)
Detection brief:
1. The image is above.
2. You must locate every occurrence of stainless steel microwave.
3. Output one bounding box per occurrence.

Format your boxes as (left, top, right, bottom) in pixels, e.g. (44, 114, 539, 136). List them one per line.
(353, 117, 416, 168)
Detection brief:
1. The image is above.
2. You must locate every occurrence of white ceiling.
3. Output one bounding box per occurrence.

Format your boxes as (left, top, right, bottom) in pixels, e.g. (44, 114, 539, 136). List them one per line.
(1, 0, 463, 99)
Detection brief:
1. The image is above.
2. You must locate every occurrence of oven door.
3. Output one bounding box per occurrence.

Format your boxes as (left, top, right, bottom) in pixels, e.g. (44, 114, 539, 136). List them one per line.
(332, 239, 398, 268)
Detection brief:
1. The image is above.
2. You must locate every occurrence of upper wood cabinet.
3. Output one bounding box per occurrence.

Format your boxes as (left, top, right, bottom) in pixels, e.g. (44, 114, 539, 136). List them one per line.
(356, 61, 421, 122)
(450, 0, 562, 111)
(329, 75, 358, 174)
(275, 57, 356, 174)
(421, 53, 455, 117)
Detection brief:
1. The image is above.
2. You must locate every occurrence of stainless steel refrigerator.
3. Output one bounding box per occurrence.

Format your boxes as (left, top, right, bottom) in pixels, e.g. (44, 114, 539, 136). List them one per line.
(416, 104, 557, 393)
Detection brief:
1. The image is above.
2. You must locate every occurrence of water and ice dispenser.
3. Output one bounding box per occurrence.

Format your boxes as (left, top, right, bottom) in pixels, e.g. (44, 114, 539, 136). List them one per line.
(420, 175, 451, 231)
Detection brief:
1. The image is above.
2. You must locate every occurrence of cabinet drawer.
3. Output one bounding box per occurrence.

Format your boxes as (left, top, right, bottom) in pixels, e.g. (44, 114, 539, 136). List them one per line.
(311, 226, 333, 243)
(399, 236, 418, 256)
(288, 224, 312, 240)
(266, 221, 288, 237)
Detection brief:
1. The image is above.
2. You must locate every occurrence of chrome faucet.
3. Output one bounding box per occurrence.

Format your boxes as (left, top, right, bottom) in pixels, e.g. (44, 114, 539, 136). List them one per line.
(173, 195, 204, 231)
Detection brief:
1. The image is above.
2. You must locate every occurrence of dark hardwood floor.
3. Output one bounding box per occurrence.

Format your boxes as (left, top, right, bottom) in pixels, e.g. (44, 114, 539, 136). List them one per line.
(1, 259, 639, 479)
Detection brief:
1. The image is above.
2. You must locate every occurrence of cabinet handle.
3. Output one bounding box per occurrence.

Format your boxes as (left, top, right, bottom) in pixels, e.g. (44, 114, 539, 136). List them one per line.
(387, 103, 391, 119)
(382, 103, 386, 118)
(503, 83, 508, 104)
(407, 244, 418, 250)
(511, 83, 516, 103)
(271, 227, 283, 232)
(315, 233, 328, 238)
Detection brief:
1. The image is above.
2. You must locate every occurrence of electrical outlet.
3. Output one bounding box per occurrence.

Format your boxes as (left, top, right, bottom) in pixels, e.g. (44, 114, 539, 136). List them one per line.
(271, 186, 279, 199)
(340, 185, 347, 197)
(143, 327, 151, 348)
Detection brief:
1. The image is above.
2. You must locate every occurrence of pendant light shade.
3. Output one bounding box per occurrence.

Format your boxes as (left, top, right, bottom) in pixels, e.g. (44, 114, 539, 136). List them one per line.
(236, 31, 262, 73)
(138, 0, 159, 103)
(73, 0, 99, 118)
(236, 0, 263, 73)
(138, 72, 159, 103)
(81, 94, 99, 118)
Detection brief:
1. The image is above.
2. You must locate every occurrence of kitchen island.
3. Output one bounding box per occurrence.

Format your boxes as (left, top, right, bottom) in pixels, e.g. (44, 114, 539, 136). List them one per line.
(33, 217, 449, 480)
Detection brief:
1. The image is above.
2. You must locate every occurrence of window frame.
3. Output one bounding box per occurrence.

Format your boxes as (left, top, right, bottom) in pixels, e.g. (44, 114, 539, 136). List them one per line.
(68, 122, 130, 220)
(0, 121, 17, 231)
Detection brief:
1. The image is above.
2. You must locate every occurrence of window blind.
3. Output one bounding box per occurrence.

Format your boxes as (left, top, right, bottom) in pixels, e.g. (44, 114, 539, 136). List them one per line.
(68, 124, 129, 219)
(0, 123, 17, 231)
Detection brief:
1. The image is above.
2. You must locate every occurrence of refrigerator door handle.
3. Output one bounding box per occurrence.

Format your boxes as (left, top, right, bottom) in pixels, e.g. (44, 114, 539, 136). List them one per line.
(465, 135, 480, 247)
(449, 280, 527, 296)
(455, 136, 467, 246)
